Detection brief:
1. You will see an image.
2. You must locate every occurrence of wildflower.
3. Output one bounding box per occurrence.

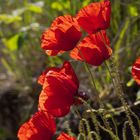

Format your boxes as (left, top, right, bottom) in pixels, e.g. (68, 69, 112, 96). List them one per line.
(41, 15, 82, 56)
(132, 57, 140, 85)
(38, 61, 79, 117)
(76, 0, 111, 34)
(17, 111, 56, 140)
(57, 132, 76, 140)
(70, 30, 112, 66)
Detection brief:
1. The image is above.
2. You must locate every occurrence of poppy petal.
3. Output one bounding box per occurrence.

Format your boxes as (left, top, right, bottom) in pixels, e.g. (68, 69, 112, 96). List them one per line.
(70, 30, 112, 66)
(76, 0, 111, 34)
(57, 132, 76, 140)
(17, 111, 56, 140)
(132, 57, 140, 85)
(41, 15, 81, 55)
(38, 61, 79, 117)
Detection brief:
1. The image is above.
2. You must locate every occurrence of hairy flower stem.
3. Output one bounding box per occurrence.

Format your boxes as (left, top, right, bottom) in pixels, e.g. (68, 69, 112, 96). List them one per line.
(64, 121, 73, 136)
(79, 120, 86, 140)
(100, 31, 139, 140)
(81, 98, 120, 140)
(110, 114, 119, 137)
(122, 121, 129, 140)
(105, 56, 139, 140)
(76, 47, 112, 131)
(82, 119, 93, 140)
(97, 122, 119, 140)
(79, 98, 100, 137)
(91, 131, 101, 140)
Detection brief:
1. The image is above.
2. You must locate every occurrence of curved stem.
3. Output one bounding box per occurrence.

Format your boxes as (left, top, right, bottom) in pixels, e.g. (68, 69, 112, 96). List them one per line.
(76, 47, 112, 131)
(106, 55, 138, 140)
(100, 31, 139, 140)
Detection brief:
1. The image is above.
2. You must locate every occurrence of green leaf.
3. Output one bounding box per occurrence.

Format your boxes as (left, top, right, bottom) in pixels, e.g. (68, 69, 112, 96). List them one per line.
(51, 2, 63, 11)
(128, 4, 138, 17)
(27, 2, 44, 13)
(114, 18, 130, 59)
(136, 90, 140, 100)
(0, 14, 22, 24)
(126, 79, 134, 87)
(62, 1, 70, 9)
(82, 0, 90, 7)
(2, 34, 20, 51)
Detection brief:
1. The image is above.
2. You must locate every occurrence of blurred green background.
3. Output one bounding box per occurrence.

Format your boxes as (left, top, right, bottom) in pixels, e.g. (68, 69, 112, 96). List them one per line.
(0, 0, 140, 139)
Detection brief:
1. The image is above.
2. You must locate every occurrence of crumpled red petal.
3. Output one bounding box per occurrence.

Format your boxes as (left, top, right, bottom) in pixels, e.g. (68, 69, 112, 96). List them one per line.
(41, 15, 82, 56)
(70, 30, 112, 66)
(76, 0, 111, 34)
(17, 111, 56, 140)
(38, 61, 79, 117)
(132, 57, 140, 85)
(57, 132, 76, 140)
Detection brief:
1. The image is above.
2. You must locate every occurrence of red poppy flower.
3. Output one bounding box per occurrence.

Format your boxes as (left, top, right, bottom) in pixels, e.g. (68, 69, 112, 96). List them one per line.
(57, 132, 76, 140)
(41, 15, 82, 56)
(132, 57, 140, 85)
(76, 0, 111, 34)
(70, 30, 112, 66)
(17, 111, 56, 140)
(38, 61, 79, 117)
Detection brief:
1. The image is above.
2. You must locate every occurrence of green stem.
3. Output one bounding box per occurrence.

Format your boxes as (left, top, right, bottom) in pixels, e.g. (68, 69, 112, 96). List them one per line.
(122, 121, 129, 140)
(97, 122, 119, 140)
(65, 121, 73, 136)
(110, 114, 119, 137)
(79, 119, 87, 140)
(106, 56, 138, 140)
(100, 31, 139, 140)
(82, 119, 93, 140)
(91, 131, 101, 140)
(80, 98, 100, 137)
(76, 47, 113, 132)
(73, 105, 82, 119)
